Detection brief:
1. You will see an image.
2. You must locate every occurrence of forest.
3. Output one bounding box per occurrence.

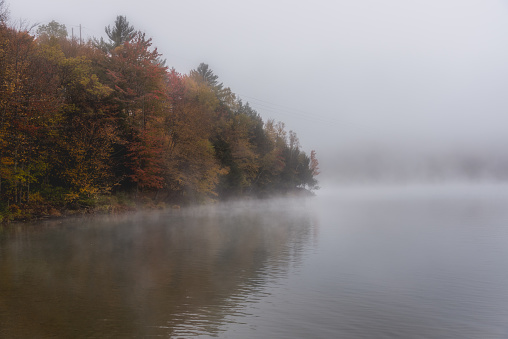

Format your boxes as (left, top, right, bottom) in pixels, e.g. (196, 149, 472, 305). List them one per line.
(0, 11, 319, 221)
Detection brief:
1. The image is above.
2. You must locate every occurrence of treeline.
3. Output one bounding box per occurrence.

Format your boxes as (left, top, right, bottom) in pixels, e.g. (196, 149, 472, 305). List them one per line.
(0, 13, 319, 219)
(330, 146, 508, 183)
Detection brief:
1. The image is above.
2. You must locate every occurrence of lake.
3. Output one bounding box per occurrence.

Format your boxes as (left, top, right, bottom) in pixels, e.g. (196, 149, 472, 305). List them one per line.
(2, 183, 508, 338)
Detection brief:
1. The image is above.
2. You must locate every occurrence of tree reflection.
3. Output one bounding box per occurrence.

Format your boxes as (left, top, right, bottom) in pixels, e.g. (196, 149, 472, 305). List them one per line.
(0, 197, 317, 337)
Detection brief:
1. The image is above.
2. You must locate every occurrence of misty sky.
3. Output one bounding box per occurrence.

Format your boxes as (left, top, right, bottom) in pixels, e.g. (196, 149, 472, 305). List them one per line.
(7, 0, 508, 172)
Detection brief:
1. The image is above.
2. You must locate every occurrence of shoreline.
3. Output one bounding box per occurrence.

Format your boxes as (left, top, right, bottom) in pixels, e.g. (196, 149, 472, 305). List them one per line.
(1, 188, 316, 224)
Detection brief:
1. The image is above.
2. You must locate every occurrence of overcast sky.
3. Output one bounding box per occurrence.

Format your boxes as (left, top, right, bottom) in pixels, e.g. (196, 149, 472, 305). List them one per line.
(7, 0, 508, 172)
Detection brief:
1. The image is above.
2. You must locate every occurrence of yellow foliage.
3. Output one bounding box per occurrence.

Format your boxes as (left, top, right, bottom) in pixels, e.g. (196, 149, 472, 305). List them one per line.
(28, 192, 45, 204)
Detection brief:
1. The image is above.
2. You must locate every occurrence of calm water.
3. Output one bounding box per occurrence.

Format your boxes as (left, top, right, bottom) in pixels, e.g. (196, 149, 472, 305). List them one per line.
(2, 183, 508, 338)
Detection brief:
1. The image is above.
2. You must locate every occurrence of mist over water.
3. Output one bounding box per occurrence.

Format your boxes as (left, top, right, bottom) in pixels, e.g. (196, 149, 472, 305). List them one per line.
(0, 198, 317, 337)
(319, 141, 508, 186)
(2, 185, 508, 338)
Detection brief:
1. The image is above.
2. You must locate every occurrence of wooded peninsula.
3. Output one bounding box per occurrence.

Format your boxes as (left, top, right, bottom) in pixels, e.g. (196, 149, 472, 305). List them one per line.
(0, 12, 319, 222)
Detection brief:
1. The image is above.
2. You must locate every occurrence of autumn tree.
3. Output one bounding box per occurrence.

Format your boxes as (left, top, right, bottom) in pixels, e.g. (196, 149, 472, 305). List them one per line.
(212, 103, 265, 196)
(190, 63, 223, 91)
(161, 70, 227, 201)
(187, 63, 320, 197)
(55, 48, 119, 203)
(251, 119, 286, 193)
(189, 62, 234, 103)
(0, 24, 65, 207)
(36, 20, 67, 41)
(102, 30, 167, 192)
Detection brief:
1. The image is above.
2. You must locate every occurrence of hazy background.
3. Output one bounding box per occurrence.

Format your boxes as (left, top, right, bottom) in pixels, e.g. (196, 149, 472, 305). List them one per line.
(8, 0, 508, 183)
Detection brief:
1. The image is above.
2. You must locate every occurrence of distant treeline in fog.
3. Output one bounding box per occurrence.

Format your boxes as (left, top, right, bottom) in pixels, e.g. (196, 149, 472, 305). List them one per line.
(330, 147, 508, 183)
(0, 12, 319, 219)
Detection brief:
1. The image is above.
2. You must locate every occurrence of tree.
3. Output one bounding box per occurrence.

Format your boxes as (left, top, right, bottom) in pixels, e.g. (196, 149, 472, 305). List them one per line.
(0, 24, 64, 206)
(55, 49, 118, 202)
(97, 15, 136, 52)
(189, 63, 235, 103)
(295, 152, 319, 191)
(36, 20, 67, 41)
(161, 70, 228, 201)
(212, 106, 264, 196)
(102, 30, 167, 191)
(126, 129, 164, 191)
(190, 63, 223, 91)
(0, 0, 8, 25)
(104, 31, 166, 129)
(310, 150, 320, 176)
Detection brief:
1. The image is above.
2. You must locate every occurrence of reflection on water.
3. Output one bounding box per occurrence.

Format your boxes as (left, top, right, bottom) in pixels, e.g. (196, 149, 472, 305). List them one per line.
(3, 184, 508, 338)
(0, 198, 317, 338)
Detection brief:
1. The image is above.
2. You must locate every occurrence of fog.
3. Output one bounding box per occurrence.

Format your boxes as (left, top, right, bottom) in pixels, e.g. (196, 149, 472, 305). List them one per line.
(5, 183, 508, 337)
(8, 0, 508, 183)
(0, 197, 318, 337)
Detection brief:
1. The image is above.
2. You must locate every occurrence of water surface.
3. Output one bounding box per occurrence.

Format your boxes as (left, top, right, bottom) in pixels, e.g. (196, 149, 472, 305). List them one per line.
(2, 184, 508, 338)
